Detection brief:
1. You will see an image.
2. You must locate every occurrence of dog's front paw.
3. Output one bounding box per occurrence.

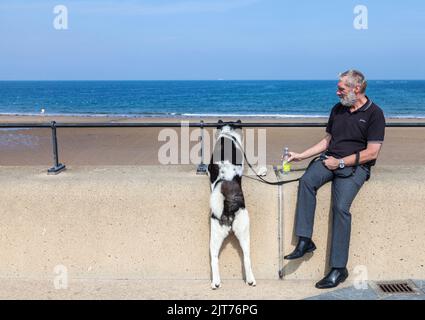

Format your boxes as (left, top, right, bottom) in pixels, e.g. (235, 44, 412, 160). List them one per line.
(211, 282, 221, 290)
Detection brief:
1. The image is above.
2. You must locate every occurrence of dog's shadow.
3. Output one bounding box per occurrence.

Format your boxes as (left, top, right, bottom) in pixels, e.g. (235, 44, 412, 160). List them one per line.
(208, 219, 247, 281)
(222, 233, 246, 278)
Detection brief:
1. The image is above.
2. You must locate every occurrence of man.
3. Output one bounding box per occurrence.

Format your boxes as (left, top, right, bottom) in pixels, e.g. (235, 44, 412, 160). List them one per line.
(284, 70, 385, 289)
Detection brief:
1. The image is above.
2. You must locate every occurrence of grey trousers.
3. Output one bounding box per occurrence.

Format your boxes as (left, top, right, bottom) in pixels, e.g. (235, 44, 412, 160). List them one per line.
(294, 159, 369, 268)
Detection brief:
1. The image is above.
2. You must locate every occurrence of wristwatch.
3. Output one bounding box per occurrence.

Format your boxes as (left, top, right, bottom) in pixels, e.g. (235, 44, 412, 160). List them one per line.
(339, 159, 345, 169)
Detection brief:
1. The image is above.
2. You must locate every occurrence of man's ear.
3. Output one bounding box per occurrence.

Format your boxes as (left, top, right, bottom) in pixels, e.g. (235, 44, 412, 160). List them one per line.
(354, 85, 361, 94)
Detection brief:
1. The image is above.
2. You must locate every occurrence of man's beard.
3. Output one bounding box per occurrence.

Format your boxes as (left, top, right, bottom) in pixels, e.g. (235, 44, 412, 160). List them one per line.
(340, 91, 357, 107)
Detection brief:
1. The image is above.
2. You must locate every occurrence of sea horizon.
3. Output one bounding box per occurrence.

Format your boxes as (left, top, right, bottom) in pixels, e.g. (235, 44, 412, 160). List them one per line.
(1, 80, 425, 119)
(1, 79, 425, 82)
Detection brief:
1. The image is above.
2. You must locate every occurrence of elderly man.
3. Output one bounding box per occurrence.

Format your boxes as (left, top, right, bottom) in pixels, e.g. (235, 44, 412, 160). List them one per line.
(284, 70, 385, 289)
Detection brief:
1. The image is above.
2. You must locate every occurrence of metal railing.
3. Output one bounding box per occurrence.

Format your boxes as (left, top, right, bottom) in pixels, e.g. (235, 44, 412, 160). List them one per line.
(1, 120, 424, 174)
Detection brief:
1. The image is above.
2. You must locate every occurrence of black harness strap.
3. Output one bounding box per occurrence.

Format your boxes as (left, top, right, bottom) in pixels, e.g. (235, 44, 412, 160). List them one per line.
(212, 178, 225, 191)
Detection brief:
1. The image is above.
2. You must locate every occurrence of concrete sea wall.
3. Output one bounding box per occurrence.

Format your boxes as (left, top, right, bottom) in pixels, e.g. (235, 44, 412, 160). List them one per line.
(0, 165, 424, 281)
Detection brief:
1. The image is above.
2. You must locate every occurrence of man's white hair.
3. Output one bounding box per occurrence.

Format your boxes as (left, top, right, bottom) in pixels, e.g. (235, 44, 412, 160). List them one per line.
(339, 69, 367, 93)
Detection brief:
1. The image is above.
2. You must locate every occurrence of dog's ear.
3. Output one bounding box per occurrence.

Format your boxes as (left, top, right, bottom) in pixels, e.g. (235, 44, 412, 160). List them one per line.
(216, 119, 224, 129)
(233, 119, 242, 129)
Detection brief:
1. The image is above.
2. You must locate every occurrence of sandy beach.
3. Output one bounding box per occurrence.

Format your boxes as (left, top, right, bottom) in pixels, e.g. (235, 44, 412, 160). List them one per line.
(1, 114, 424, 167)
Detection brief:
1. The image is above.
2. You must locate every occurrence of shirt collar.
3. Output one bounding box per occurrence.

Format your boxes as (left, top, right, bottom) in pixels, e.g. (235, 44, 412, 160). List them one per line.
(358, 96, 373, 112)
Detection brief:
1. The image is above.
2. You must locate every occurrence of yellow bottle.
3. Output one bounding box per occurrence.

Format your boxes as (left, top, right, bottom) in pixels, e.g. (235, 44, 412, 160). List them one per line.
(282, 147, 291, 173)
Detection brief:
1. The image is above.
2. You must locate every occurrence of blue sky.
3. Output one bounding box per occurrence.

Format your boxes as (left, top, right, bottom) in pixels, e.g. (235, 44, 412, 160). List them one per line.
(0, 0, 424, 80)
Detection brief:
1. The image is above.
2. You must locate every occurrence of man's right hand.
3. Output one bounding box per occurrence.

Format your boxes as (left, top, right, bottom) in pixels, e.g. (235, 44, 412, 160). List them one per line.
(282, 152, 304, 163)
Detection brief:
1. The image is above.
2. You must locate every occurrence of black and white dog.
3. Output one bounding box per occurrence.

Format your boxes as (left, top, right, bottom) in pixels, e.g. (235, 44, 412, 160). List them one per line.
(207, 120, 256, 289)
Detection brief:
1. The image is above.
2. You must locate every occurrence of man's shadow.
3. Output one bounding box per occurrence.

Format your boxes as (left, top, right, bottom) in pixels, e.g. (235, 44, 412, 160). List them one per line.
(281, 185, 334, 278)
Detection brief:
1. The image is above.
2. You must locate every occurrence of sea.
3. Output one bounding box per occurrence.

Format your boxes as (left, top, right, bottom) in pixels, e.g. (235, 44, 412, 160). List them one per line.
(0, 80, 425, 118)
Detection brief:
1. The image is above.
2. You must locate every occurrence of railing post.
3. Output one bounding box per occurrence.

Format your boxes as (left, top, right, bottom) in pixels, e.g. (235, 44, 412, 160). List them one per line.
(47, 121, 66, 175)
(196, 120, 208, 175)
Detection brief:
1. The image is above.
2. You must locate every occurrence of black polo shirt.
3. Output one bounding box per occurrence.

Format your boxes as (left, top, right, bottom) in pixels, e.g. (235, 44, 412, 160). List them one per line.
(325, 97, 385, 167)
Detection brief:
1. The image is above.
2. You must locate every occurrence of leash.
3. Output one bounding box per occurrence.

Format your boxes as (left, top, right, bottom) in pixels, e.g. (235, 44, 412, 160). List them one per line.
(243, 154, 318, 186)
(214, 132, 363, 187)
(216, 132, 318, 186)
(241, 147, 362, 185)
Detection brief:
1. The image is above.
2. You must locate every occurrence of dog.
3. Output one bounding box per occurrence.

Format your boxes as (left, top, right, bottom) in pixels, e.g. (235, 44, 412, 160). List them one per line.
(207, 120, 256, 289)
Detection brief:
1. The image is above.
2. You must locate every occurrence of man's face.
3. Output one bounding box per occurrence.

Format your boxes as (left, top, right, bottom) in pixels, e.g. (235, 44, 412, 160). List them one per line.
(337, 77, 357, 107)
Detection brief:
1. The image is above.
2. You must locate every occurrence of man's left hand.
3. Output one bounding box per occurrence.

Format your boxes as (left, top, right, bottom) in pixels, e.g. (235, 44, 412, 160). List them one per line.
(322, 156, 340, 170)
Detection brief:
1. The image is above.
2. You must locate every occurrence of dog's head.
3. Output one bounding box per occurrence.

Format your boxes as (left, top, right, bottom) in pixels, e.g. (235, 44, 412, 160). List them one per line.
(215, 119, 243, 145)
(209, 120, 244, 168)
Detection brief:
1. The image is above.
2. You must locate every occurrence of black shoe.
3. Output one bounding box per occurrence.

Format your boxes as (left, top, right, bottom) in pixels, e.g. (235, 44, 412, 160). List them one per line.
(315, 268, 348, 289)
(284, 237, 316, 260)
